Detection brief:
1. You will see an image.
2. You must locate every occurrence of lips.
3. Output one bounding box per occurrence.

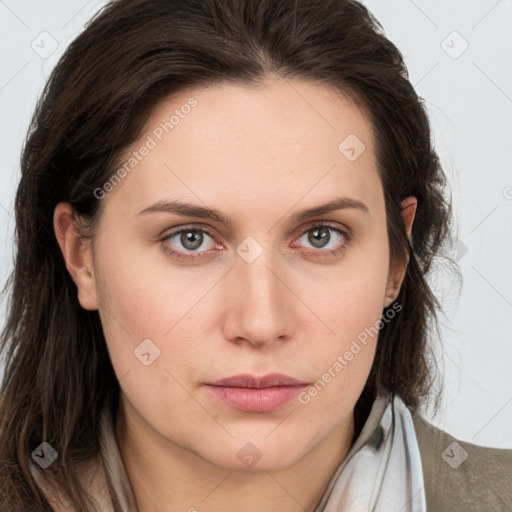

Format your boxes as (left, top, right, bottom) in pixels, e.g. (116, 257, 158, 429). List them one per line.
(208, 373, 307, 388)
(204, 373, 308, 412)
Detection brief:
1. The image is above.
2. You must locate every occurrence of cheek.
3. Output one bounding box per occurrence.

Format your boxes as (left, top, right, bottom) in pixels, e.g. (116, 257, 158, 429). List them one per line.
(292, 239, 390, 409)
(294, 289, 383, 434)
(303, 235, 389, 343)
(93, 246, 209, 431)
(93, 233, 219, 386)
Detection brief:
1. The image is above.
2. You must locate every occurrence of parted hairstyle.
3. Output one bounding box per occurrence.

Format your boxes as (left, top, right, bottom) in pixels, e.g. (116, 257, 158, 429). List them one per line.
(0, 0, 455, 510)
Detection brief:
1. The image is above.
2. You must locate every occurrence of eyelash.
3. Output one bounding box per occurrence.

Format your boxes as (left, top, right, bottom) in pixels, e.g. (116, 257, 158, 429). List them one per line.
(160, 222, 353, 262)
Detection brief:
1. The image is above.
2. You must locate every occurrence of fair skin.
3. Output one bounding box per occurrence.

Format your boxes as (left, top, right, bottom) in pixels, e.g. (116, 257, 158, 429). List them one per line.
(54, 78, 417, 512)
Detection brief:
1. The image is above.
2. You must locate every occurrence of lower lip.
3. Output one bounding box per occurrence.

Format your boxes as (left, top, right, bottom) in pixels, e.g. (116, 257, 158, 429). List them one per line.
(205, 384, 307, 412)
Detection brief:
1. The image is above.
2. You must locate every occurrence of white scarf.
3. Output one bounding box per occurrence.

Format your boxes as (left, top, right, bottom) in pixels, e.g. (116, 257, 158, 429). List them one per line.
(314, 393, 427, 512)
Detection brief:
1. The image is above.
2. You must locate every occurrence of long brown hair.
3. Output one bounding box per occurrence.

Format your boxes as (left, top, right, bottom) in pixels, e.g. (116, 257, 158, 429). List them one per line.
(0, 0, 455, 510)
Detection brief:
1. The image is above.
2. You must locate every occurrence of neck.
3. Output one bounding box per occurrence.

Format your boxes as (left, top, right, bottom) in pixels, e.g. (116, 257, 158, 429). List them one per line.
(115, 397, 356, 512)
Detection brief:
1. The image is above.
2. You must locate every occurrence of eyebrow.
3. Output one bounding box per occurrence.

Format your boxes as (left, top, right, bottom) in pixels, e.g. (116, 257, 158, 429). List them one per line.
(136, 196, 369, 227)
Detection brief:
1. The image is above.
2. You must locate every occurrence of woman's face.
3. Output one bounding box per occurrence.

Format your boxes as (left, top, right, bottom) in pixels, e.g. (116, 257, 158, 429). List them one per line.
(73, 79, 410, 470)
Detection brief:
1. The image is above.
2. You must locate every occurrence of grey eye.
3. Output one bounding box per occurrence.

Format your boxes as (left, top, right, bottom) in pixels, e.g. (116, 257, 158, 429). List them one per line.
(166, 229, 216, 252)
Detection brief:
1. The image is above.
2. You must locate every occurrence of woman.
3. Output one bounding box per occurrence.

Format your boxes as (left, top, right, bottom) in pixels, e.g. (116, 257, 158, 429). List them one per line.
(0, 0, 510, 510)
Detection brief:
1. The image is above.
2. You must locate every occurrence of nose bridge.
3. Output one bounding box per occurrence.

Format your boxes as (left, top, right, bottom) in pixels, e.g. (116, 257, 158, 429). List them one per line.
(225, 239, 293, 345)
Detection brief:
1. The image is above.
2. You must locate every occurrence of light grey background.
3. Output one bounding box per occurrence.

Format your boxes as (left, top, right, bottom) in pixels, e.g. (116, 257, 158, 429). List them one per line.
(0, 0, 511, 448)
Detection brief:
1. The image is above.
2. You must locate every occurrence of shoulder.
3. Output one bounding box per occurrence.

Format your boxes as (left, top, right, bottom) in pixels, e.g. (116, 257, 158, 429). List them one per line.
(412, 413, 512, 511)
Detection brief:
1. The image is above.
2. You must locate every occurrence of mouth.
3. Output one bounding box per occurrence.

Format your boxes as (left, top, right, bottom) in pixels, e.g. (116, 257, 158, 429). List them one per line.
(204, 373, 309, 413)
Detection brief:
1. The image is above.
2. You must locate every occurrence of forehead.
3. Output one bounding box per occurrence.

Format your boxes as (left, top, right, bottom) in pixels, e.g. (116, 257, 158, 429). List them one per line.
(107, 78, 382, 220)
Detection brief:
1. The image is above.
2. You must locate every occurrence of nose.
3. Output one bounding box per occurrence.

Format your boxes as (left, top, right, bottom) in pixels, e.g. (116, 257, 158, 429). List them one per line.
(221, 247, 296, 349)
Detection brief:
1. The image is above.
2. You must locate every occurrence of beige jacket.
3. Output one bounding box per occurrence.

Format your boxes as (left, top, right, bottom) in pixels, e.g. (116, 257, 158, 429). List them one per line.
(33, 404, 512, 511)
(412, 413, 512, 511)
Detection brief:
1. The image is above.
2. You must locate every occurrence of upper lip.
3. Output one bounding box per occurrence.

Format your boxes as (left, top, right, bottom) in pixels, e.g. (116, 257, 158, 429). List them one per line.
(207, 373, 307, 388)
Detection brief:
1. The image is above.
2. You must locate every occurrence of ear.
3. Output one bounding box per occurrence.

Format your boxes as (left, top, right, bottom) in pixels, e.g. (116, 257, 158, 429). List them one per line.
(53, 202, 99, 310)
(383, 196, 417, 308)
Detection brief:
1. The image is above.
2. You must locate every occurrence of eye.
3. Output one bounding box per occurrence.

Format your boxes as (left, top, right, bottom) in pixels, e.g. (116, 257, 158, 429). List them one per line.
(161, 226, 218, 261)
(291, 222, 351, 259)
(160, 222, 352, 262)
(297, 224, 345, 249)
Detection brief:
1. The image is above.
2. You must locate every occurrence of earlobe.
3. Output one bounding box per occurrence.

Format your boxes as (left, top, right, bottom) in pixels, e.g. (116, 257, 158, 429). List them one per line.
(53, 202, 99, 311)
(383, 196, 418, 308)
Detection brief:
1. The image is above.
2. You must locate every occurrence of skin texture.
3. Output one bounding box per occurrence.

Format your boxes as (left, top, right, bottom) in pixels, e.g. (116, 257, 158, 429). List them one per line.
(54, 78, 417, 512)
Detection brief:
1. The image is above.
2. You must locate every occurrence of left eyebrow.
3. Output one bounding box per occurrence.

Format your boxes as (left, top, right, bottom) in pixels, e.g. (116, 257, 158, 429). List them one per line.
(291, 196, 369, 223)
(136, 196, 370, 227)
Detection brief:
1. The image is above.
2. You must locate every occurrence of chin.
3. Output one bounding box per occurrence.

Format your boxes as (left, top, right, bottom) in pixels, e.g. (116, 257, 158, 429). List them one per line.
(196, 433, 310, 472)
